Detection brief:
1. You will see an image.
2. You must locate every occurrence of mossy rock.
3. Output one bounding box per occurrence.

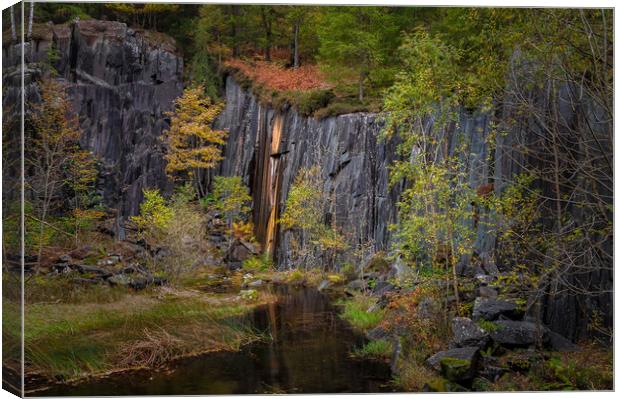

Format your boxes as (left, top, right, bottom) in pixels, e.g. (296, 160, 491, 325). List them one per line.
(471, 377, 492, 391)
(440, 357, 475, 382)
(366, 252, 390, 274)
(424, 377, 467, 392)
(327, 274, 343, 284)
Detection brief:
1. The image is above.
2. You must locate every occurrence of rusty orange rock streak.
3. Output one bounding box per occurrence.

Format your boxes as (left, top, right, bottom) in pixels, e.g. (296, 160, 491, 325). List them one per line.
(264, 114, 283, 254)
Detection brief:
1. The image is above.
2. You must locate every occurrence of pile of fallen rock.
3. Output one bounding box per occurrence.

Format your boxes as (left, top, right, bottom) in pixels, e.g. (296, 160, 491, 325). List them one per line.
(205, 214, 259, 271)
(49, 253, 166, 290)
(424, 273, 580, 390)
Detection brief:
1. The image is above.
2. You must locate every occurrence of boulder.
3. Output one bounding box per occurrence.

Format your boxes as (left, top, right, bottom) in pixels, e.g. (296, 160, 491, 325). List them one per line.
(440, 357, 477, 382)
(547, 330, 580, 352)
(225, 241, 254, 263)
(475, 274, 495, 285)
(129, 275, 159, 290)
(472, 297, 521, 321)
(227, 261, 243, 271)
(478, 356, 508, 382)
(107, 274, 131, 287)
(317, 280, 331, 291)
(452, 317, 489, 348)
(207, 233, 226, 243)
(246, 279, 264, 288)
(73, 264, 113, 279)
(366, 326, 390, 341)
(72, 277, 102, 285)
(346, 279, 366, 291)
(426, 347, 480, 374)
(58, 254, 72, 263)
(427, 347, 480, 382)
(120, 265, 139, 274)
(423, 378, 467, 392)
(97, 254, 122, 266)
(68, 245, 94, 260)
(51, 263, 72, 274)
(477, 285, 498, 299)
(371, 281, 396, 296)
(489, 320, 548, 347)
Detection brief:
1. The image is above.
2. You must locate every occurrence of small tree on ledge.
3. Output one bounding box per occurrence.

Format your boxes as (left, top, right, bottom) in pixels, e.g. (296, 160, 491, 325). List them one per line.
(163, 85, 228, 197)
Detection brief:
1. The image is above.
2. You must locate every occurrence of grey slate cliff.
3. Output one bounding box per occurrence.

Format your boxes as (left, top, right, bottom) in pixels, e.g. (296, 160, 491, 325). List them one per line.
(2, 20, 183, 216)
(216, 76, 403, 267)
(216, 76, 493, 269)
(216, 76, 611, 342)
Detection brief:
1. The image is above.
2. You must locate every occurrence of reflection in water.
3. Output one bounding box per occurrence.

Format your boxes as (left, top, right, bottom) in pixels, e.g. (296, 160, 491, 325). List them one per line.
(38, 285, 395, 395)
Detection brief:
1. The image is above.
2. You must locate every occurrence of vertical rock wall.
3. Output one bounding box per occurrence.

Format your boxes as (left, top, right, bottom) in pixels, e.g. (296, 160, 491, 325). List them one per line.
(216, 77, 495, 269)
(2, 20, 183, 216)
(216, 76, 612, 341)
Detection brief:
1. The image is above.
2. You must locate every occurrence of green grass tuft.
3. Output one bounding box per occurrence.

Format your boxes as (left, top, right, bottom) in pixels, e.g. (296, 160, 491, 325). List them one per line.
(337, 294, 384, 332)
(352, 339, 393, 360)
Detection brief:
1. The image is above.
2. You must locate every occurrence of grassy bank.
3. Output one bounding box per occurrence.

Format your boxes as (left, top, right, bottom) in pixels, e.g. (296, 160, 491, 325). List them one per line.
(337, 294, 384, 332)
(2, 272, 276, 385)
(333, 284, 613, 392)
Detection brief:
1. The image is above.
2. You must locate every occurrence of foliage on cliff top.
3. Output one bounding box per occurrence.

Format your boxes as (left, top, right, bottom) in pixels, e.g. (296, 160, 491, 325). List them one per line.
(224, 58, 330, 92)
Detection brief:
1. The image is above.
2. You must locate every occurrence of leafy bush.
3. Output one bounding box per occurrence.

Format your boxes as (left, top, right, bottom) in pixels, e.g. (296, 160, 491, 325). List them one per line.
(543, 354, 613, 390)
(293, 89, 335, 116)
(207, 176, 252, 226)
(279, 166, 347, 270)
(132, 187, 207, 282)
(287, 270, 305, 285)
(242, 253, 274, 272)
(131, 189, 173, 235)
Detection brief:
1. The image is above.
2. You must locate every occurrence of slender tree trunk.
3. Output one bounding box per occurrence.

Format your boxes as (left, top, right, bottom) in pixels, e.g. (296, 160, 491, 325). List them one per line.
(293, 21, 300, 68)
(10, 5, 17, 42)
(27, 1, 35, 40)
(448, 226, 461, 315)
(261, 7, 272, 61)
(74, 196, 80, 247)
(231, 5, 240, 57)
(358, 70, 366, 102)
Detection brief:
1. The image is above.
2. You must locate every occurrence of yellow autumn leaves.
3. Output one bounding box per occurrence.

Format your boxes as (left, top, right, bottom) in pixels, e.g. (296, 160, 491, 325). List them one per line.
(163, 85, 228, 189)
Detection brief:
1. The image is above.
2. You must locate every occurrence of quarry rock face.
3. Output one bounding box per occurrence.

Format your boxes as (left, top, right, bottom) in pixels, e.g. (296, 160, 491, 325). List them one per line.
(216, 76, 612, 342)
(2, 20, 183, 216)
(216, 78, 402, 269)
(216, 76, 494, 270)
(2, 21, 611, 342)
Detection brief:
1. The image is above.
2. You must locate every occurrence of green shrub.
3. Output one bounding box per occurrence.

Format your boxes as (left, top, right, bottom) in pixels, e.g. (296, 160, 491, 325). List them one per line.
(243, 253, 274, 272)
(288, 270, 305, 285)
(340, 263, 357, 280)
(294, 89, 335, 116)
(478, 319, 502, 333)
(544, 355, 613, 390)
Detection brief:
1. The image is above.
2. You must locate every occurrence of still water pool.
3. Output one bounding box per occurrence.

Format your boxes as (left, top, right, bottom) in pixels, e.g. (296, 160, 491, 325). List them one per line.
(38, 285, 396, 395)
